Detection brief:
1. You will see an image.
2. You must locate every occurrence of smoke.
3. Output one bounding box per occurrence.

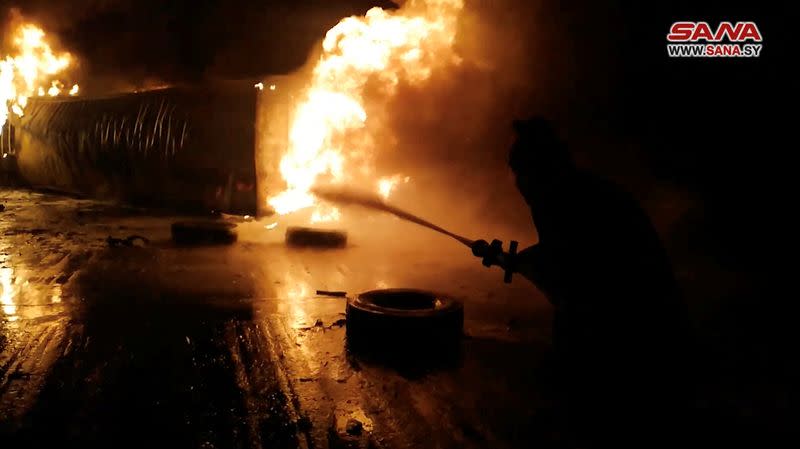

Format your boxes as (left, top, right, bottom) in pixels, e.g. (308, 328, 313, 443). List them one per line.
(245, 0, 634, 245)
(3, 0, 775, 248)
(1, 1, 399, 94)
(1, 1, 156, 93)
(360, 0, 788, 318)
(346, 0, 724, 246)
(344, 0, 618, 244)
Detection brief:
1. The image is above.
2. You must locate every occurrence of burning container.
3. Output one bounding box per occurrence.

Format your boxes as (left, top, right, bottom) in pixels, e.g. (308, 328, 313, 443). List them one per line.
(8, 82, 259, 215)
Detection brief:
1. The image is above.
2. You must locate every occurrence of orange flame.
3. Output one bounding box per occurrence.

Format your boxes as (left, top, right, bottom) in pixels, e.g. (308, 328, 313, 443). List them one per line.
(377, 174, 411, 200)
(267, 0, 463, 220)
(1, 22, 78, 133)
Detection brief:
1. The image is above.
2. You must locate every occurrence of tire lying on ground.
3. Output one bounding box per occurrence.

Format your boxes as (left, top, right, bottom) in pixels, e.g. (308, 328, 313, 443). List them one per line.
(285, 226, 347, 248)
(171, 220, 237, 246)
(346, 289, 464, 352)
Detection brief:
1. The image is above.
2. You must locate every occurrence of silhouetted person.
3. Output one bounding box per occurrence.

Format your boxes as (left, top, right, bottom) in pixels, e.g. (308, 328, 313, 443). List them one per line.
(473, 118, 692, 447)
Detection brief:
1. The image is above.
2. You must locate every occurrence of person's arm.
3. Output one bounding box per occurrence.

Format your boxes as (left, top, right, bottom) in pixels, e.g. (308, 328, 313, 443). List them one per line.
(514, 244, 549, 285)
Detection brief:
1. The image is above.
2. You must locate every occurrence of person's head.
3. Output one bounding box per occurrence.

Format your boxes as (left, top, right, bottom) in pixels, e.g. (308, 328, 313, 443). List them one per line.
(508, 118, 574, 201)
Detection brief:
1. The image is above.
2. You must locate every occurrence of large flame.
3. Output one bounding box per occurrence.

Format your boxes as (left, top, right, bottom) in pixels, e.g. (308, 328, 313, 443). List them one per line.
(1, 22, 78, 133)
(267, 0, 463, 221)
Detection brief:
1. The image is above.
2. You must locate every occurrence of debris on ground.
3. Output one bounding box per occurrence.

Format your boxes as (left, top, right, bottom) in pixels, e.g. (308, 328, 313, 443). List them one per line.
(106, 235, 150, 248)
(220, 213, 254, 223)
(316, 290, 347, 297)
(171, 220, 237, 246)
(298, 318, 346, 332)
(0, 204, 5, 212)
(345, 418, 363, 436)
(327, 319, 347, 329)
(8, 369, 31, 380)
(296, 416, 312, 432)
(506, 318, 519, 332)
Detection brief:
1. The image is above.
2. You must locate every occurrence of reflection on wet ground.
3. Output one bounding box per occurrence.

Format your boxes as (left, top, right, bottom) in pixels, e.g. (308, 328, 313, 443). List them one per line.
(1, 188, 554, 449)
(0, 189, 796, 448)
(1, 188, 793, 448)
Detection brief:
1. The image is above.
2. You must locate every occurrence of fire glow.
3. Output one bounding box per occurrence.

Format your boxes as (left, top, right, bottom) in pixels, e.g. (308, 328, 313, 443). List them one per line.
(267, 0, 463, 222)
(1, 22, 78, 133)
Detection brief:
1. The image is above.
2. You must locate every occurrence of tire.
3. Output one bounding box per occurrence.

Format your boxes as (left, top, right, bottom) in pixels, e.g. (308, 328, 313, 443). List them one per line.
(285, 227, 347, 248)
(171, 220, 237, 246)
(346, 289, 463, 354)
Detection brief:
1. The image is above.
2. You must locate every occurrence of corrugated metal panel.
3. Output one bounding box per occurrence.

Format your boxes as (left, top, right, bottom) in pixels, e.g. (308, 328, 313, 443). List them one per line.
(9, 83, 258, 214)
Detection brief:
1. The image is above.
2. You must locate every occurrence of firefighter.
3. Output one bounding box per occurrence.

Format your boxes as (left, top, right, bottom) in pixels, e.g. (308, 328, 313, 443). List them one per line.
(473, 118, 692, 446)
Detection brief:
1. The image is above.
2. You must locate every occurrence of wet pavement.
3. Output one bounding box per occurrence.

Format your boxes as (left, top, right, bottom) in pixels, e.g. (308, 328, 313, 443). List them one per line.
(0, 188, 555, 449)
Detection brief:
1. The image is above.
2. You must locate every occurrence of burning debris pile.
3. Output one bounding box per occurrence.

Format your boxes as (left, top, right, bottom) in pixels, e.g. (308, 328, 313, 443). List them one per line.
(266, 0, 464, 224)
(1, 19, 79, 133)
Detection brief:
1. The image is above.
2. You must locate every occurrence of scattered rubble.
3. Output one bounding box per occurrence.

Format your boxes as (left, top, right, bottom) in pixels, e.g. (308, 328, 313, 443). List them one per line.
(298, 318, 347, 332)
(316, 290, 347, 297)
(171, 220, 237, 246)
(106, 235, 149, 248)
(345, 418, 363, 436)
(328, 319, 347, 329)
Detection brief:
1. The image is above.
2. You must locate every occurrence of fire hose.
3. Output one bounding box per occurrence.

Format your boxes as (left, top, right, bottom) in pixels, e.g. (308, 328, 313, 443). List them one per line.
(311, 186, 519, 283)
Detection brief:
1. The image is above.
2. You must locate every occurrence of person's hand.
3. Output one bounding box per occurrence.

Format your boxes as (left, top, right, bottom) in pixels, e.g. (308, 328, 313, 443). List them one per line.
(471, 239, 491, 258)
(472, 239, 505, 268)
